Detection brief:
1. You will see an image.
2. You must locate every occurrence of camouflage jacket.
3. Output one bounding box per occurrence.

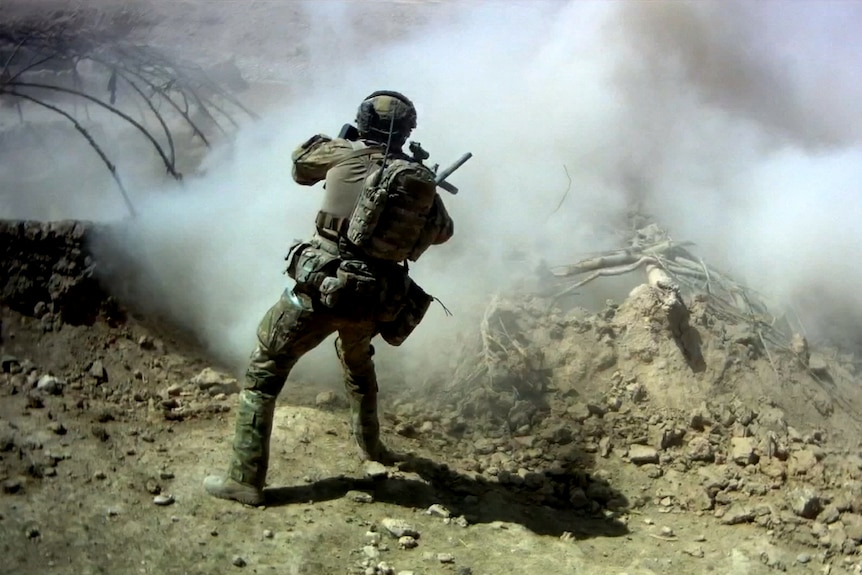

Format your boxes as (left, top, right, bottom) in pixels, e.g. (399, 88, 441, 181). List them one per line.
(291, 134, 454, 248)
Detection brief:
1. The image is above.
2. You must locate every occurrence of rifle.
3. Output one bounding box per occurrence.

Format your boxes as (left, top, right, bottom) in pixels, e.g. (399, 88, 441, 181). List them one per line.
(338, 124, 472, 194)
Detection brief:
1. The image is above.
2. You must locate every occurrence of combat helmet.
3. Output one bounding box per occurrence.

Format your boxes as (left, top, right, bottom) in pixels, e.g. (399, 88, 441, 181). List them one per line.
(355, 90, 417, 147)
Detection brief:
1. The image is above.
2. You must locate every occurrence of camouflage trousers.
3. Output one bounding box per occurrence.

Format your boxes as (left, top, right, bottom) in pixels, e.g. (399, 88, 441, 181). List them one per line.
(226, 288, 381, 487)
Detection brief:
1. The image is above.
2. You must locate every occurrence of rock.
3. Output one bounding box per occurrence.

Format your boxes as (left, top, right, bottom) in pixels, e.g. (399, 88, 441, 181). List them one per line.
(719, 504, 755, 525)
(153, 494, 174, 506)
(686, 436, 714, 462)
(395, 422, 417, 437)
(381, 518, 419, 539)
(159, 470, 175, 480)
(437, 553, 455, 564)
(346, 490, 374, 503)
(820, 505, 841, 524)
(36, 375, 64, 395)
(796, 553, 811, 564)
(144, 477, 162, 495)
(427, 504, 451, 518)
(376, 562, 395, 575)
(263, 529, 274, 539)
(420, 421, 434, 434)
(88, 360, 107, 383)
(730, 437, 758, 466)
(788, 449, 818, 476)
(790, 333, 810, 365)
(165, 384, 184, 397)
(808, 352, 830, 377)
(25, 526, 40, 539)
(363, 461, 388, 479)
(628, 445, 659, 465)
(190, 368, 240, 396)
(399, 535, 418, 549)
(2, 477, 23, 494)
(841, 513, 862, 542)
(314, 390, 337, 407)
(47, 421, 66, 435)
(231, 555, 247, 567)
(363, 546, 380, 559)
(789, 488, 823, 519)
(1, 355, 20, 373)
(566, 402, 592, 423)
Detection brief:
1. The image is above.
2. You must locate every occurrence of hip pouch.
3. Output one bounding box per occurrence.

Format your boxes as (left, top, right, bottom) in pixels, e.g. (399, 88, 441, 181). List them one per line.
(319, 260, 381, 310)
(285, 242, 340, 300)
(379, 279, 433, 346)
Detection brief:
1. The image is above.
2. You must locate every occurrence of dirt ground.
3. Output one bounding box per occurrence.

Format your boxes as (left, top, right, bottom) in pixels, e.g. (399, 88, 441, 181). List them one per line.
(4, 2, 862, 575)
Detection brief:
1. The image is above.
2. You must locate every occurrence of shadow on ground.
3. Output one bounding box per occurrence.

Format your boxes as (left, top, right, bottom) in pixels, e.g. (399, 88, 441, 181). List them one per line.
(264, 454, 629, 540)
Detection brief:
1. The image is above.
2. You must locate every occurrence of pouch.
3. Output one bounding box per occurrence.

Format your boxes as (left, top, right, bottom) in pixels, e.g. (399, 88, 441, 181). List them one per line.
(379, 279, 433, 346)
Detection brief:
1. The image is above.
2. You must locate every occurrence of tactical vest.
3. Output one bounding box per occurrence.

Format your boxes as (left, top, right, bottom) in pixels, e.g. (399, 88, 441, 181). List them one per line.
(314, 141, 438, 263)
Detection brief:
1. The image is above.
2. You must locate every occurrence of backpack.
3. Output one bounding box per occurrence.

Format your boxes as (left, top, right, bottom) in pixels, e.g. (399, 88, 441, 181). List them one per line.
(345, 157, 438, 262)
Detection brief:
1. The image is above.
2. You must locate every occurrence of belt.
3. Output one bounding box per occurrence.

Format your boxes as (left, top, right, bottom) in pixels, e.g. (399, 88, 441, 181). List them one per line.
(315, 211, 347, 241)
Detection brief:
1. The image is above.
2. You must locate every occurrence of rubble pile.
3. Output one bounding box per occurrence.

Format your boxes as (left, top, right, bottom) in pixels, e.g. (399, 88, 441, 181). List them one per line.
(0, 220, 118, 327)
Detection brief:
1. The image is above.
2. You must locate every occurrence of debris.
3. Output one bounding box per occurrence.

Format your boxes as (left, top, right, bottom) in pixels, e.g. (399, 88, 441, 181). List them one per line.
(346, 490, 374, 503)
(153, 494, 174, 506)
(381, 518, 419, 539)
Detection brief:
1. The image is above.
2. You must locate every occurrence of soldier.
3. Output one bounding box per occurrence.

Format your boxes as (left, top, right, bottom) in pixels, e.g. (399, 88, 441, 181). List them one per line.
(204, 91, 454, 505)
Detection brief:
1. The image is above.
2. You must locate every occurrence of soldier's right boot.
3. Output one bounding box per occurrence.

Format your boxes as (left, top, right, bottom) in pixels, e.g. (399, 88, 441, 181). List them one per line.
(204, 389, 275, 506)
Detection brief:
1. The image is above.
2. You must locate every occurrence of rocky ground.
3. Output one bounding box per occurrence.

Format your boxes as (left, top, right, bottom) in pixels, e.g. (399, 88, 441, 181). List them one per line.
(3, 221, 862, 575)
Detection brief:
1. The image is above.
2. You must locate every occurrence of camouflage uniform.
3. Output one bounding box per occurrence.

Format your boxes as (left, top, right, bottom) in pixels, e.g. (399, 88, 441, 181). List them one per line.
(205, 133, 453, 505)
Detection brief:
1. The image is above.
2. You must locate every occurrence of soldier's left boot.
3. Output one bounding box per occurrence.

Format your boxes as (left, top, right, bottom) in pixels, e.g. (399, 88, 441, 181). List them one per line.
(204, 389, 275, 506)
(348, 392, 402, 465)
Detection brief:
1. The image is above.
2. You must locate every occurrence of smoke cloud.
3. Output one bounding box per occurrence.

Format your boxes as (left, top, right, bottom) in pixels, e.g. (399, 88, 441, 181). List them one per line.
(3, 0, 862, 385)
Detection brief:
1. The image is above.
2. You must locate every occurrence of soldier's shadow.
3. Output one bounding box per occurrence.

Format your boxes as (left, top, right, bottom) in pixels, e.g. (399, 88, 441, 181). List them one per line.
(264, 454, 629, 540)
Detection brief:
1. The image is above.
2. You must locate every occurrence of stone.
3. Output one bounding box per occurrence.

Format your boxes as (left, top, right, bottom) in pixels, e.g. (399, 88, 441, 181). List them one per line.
(190, 368, 240, 396)
(36, 375, 64, 395)
(88, 360, 107, 382)
(363, 546, 380, 559)
(686, 436, 714, 462)
(231, 555, 247, 567)
(346, 490, 374, 503)
(381, 518, 419, 539)
(427, 504, 451, 518)
(719, 504, 755, 525)
(2, 477, 23, 494)
(263, 529, 274, 539)
(789, 488, 823, 519)
(628, 445, 659, 465)
(363, 461, 388, 479)
(314, 390, 337, 407)
(841, 513, 862, 543)
(437, 553, 455, 564)
(153, 494, 175, 506)
(788, 449, 818, 476)
(399, 536, 418, 549)
(47, 421, 66, 435)
(730, 437, 758, 466)
(0, 355, 20, 373)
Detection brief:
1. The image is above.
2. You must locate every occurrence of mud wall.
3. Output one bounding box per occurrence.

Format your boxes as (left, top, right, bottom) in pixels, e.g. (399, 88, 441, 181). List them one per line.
(0, 220, 119, 326)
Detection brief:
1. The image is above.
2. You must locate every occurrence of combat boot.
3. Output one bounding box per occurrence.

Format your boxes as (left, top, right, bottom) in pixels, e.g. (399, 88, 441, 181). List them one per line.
(348, 392, 401, 465)
(204, 389, 275, 506)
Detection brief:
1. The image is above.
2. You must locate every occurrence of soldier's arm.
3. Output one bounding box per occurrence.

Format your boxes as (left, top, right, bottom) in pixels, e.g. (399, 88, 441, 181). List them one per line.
(428, 194, 454, 245)
(291, 134, 338, 186)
